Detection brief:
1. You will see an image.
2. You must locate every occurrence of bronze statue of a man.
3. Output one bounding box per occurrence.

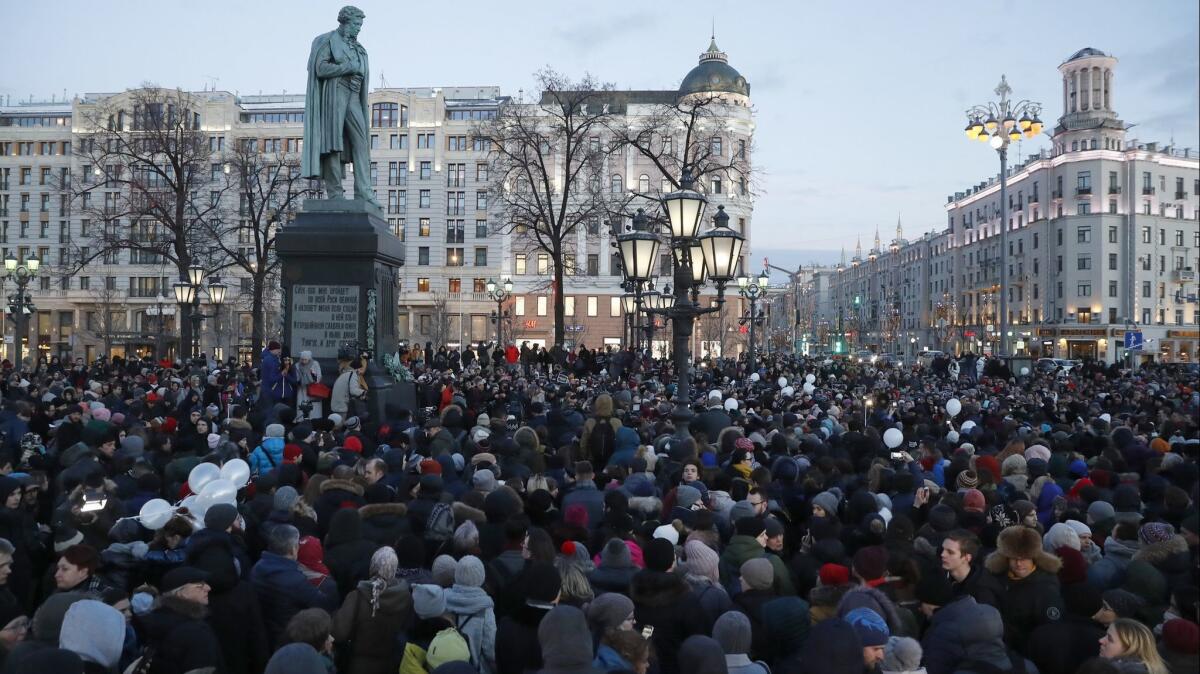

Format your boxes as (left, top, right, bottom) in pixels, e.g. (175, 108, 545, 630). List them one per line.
(301, 5, 381, 208)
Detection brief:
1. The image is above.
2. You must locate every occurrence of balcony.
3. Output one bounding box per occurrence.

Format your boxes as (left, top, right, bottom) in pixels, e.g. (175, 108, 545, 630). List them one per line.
(1175, 191, 1188, 200)
(1108, 186, 1121, 194)
(1075, 187, 1092, 196)
(1142, 186, 1155, 195)
(1052, 190, 1062, 199)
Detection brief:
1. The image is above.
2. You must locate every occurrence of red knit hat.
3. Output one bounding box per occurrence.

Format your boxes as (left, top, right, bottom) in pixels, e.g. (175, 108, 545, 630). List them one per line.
(341, 436, 363, 453)
(419, 459, 442, 475)
(818, 563, 850, 586)
(974, 455, 1001, 484)
(283, 444, 303, 462)
(1163, 619, 1200, 655)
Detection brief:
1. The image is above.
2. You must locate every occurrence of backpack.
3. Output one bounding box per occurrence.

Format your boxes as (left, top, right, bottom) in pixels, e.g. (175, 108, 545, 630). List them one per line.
(426, 625, 473, 669)
(425, 501, 455, 542)
(590, 419, 617, 467)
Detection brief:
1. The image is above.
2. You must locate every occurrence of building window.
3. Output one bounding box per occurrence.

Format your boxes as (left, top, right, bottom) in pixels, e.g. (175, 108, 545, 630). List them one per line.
(420, 162, 431, 180)
(564, 296, 575, 317)
(1078, 201, 1090, 215)
(419, 190, 431, 208)
(610, 175, 623, 194)
(1077, 282, 1091, 297)
(419, 218, 431, 236)
(1108, 281, 1117, 297)
(1141, 226, 1151, 243)
(1142, 281, 1151, 297)
(537, 253, 549, 274)
(1108, 253, 1117, 270)
(475, 220, 488, 238)
(587, 296, 598, 317)
(1077, 226, 1091, 243)
(515, 253, 527, 275)
(638, 175, 650, 193)
(537, 296, 547, 316)
(587, 254, 599, 276)
(476, 164, 489, 182)
(417, 277, 430, 292)
(474, 247, 487, 266)
(446, 248, 464, 266)
(711, 176, 722, 194)
(476, 191, 487, 211)
(418, 247, 429, 265)
(610, 297, 621, 317)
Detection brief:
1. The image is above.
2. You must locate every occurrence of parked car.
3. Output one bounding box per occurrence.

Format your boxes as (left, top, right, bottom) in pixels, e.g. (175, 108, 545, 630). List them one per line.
(917, 351, 946, 369)
(1036, 357, 1080, 375)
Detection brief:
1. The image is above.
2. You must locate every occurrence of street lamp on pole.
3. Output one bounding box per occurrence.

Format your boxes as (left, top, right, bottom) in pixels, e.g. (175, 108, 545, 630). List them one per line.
(736, 267, 769, 373)
(4, 252, 39, 367)
(616, 175, 744, 444)
(172, 264, 226, 360)
(486, 276, 513, 346)
(965, 76, 1042, 358)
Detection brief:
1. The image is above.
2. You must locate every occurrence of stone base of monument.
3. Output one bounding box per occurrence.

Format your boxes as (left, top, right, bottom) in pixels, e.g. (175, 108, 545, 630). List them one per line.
(277, 199, 408, 426)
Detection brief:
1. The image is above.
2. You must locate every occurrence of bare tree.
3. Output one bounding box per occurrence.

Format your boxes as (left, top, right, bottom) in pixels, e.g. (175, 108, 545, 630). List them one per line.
(608, 91, 755, 209)
(426, 294, 451, 347)
(478, 69, 624, 347)
(70, 86, 227, 352)
(208, 142, 311, 364)
(81, 283, 126, 357)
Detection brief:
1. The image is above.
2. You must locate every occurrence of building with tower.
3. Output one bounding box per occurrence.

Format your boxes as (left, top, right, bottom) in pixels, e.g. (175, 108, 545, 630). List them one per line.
(816, 47, 1198, 364)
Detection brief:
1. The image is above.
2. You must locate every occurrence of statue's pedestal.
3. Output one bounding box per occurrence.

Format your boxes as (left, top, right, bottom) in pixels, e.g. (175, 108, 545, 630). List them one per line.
(277, 199, 412, 425)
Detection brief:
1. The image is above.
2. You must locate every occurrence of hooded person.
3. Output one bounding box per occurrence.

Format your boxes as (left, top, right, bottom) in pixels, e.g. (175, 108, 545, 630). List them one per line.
(1130, 521, 1191, 588)
(915, 572, 1014, 674)
(444, 555, 497, 674)
(790, 617, 864, 674)
(682, 539, 732, 632)
(537, 605, 604, 674)
(678, 635, 729, 674)
(332, 546, 414, 674)
(881, 637, 927, 674)
(983, 525, 1065, 655)
(588, 537, 639, 595)
(322, 507, 379, 597)
(712, 611, 767, 674)
(57, 599, 125, 673)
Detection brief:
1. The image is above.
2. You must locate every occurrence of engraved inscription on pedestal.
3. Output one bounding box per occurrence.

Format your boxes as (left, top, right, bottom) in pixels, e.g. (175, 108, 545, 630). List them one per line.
(290, 284, 361, 358)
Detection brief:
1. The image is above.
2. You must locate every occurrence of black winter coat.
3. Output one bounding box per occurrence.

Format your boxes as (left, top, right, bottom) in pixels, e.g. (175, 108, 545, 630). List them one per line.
(630, 570, 707, 674)
(982, 568, 1064, 656)
(187, 530, 269, 674)
(358, 503, 411, 546)
(495, 602, 554, 674)
(135, 595, 225, 674)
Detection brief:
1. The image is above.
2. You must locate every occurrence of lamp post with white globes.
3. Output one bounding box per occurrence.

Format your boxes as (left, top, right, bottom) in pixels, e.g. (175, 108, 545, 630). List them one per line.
(172, 264, 227, 360)
(615, 172, 744, 442)
(4, 252, 39, 366)
(964, 75, 1042, 358)
(736, 267, 769, 374)
(486, 277, 513, 347)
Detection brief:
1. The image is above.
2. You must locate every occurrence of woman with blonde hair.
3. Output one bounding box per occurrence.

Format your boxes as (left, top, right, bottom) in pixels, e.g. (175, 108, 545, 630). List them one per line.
(1098, 618, 1169, 674)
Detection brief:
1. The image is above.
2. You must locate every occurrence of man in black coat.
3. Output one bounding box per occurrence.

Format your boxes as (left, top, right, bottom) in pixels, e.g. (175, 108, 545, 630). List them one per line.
(692, 390, 733, 445)
(495, 562, 561, 674)
(188, 528, 269, 674)
(137, 566, 225, 674)
(630, 539, 707, 674)
(942, 529, 1000, 608)
(980, 525, 1065, 657)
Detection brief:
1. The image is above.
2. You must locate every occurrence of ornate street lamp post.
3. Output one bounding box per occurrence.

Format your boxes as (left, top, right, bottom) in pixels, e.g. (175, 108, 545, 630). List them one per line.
(172, 263, 226, 360)
(616, 173, 744, 443)
(964, 76, 1042, 357)
(4, 252, 39, 366)
(736, 267, 769, 373)
(486, 276, 513, 346)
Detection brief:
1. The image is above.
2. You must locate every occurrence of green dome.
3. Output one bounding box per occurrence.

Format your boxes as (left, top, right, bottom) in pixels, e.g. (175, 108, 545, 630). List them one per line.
(679, 39, 749, 98)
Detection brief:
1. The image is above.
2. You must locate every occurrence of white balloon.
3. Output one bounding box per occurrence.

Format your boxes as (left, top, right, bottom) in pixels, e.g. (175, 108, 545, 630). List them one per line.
(181, 494, 206, 520)
(220, 459, 251, 487)
(138, 498, 174, 530)
(778, 377, 788, 388)
(782, 386, 795, 397)
(883, 428, 904, 449)
(1020, 367, 1030, 376)
(945, 398, 962, 417)
(805, 374, 816, 384)
(961, 420, 977, 433)
(188, 463, 220, 493)
(724, 398, 739, 411)
(200, 478, 238, 506)
(803, 382, 815, 395)
(750, 373, 760, 382)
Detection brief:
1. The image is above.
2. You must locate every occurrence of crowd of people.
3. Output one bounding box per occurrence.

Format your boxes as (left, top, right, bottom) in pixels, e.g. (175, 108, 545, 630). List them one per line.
(0, 340, 1195, 674)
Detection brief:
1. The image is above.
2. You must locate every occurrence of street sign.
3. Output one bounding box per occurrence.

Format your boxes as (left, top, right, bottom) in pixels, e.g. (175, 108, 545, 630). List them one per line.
(1124, 331, 1144, 351)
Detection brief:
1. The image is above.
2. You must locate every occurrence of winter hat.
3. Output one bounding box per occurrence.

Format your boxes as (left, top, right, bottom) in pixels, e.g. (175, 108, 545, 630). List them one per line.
(432, 555, 458, 587)
(1101, 589, 1145, 619)
(962, 488, 986, 513)
(58, 599, 124, 669)
(927, 504, 958, 532)
(32, 592, 88, 643)
(472, 470, 497, 493)
(684, 540, 720, 584)
(265, 423, 285, 438)
(853, 545, 889, 582)
(1064, 519, 1092, 540)
(265, 643, 331, 674)
(740, 558, 774, 591)
(413, 584, 447, 619)
(1043, 522, 1081, 552)
(643, 537, 676, 572)
(1087, 500, 1115, 524)
(1162, 619, 1200, 655)
(454, 555, 486, 587)
(1024, 445, 1051, 463)
(728, 500, 757, 524)
(525, 561, 563, 604)
(1150, 437, 1170, 454)
(586, 592, 635, 632)
(1056, 547, 1087, 584)
(713, 610, 753, 655)
(676, 484, 703, 510)
(915, 570, 955, 607)
(1138, 522, 1175, 545)
(273, 486, 299, 512)
(811, 491, 839, 516)
(600, 538, 633, 568)
(538, 606, 594, 670)
(653, 523, 680, 545)
(819, 563, 851, 586)
(881, 636, 923, 674)
(956, 470, 979, 490)
(204, 503, 239, 532)
(679, 635, 728, 674)
(845, 607, 890, 647)
(54, 527, 84, 554)
(419, 459, 442, 475)
(1002, 454, 1028, 476)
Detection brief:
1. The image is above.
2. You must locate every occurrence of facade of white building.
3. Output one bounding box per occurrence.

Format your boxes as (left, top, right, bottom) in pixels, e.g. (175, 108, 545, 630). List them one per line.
(816, 48, 1199, 364)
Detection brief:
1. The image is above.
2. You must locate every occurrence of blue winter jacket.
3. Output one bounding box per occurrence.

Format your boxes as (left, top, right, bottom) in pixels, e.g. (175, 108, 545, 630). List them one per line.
(249, 437, 285, 477)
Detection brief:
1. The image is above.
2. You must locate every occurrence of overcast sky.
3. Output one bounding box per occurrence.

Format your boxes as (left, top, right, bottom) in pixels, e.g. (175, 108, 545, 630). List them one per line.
(5, 0, 1197, 261)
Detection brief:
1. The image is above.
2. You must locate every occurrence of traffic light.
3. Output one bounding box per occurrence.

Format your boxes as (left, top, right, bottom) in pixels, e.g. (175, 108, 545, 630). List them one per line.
(834, 340, 844, 354)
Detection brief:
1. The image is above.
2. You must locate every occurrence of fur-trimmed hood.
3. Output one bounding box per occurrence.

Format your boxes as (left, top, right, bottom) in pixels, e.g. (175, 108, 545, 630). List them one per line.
(985, 525, 1062, 574)
(320, 478, 364, 496)
(359, 502, 407, 519)
(1132, 535, 1188, 565)
(628, 495, 663, 516)
(453, 501, 487, 525)
(155, 593, 209, 620)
